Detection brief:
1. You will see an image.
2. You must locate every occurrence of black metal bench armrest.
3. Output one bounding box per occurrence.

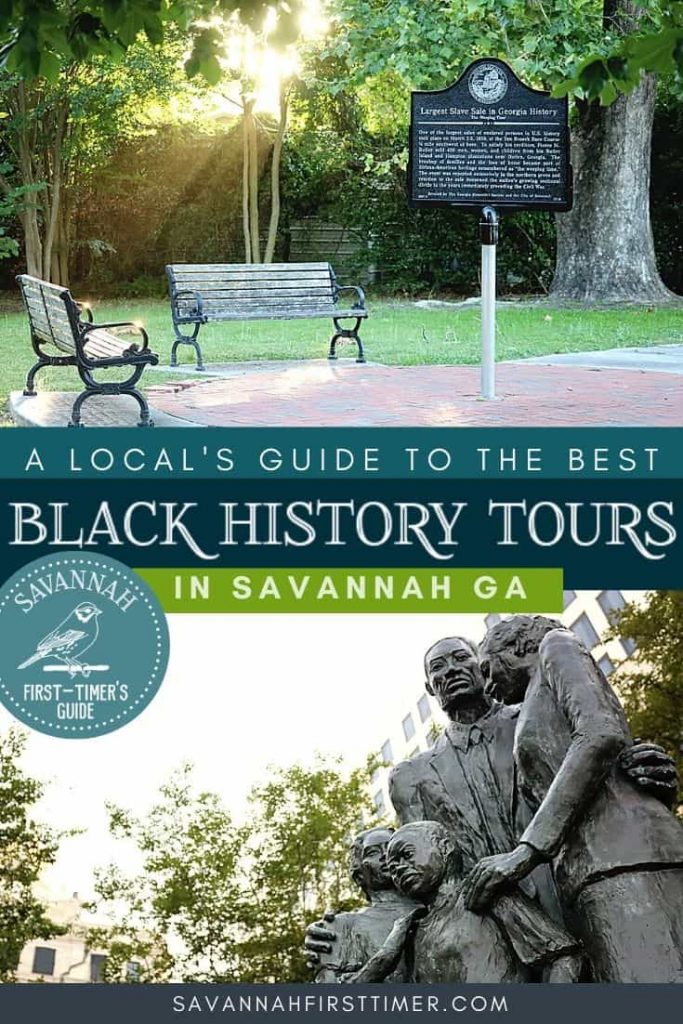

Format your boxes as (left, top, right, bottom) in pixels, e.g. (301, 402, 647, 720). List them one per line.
(173, 289, 205, 321)
(76, 321, 151, 367)
(75, 300, 94, 324)
(84, 349, 159, 368)
(81, 320, 151, 351)
(334, 283, 367, 310)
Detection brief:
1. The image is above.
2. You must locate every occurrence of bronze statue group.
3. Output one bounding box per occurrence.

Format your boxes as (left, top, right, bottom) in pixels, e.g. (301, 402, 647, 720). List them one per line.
(305, 616, 683, 984)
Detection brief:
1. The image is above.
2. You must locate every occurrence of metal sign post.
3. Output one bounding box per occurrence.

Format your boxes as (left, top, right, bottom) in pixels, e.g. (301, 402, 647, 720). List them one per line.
(480, 206, 499, 400)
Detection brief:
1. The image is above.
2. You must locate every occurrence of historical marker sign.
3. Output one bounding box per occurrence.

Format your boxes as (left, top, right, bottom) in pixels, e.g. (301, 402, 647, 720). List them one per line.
(409, 58, 572, 211)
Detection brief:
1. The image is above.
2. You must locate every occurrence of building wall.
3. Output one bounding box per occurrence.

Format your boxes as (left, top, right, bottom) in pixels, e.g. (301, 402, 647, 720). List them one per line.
(17, 898, 98, 983)
(17, 896, 138, 984)
(289, 218, 373, 281)
(370, 591, 641, 818)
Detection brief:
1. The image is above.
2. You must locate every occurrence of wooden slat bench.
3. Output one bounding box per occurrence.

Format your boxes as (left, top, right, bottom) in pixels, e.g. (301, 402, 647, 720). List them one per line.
(166, 262, 368, 371)
(17, 274, 159, 427)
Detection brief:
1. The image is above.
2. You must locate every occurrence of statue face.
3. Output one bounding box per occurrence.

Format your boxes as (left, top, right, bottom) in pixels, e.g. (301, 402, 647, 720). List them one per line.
(359, 828, 394, 892)
(387, 829, 446, 900)
(425, 638, 485, 714)
(478, 636, 533, 705)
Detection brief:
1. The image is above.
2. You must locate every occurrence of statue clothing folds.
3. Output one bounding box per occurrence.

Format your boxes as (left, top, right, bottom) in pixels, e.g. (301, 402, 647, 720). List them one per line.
(473, 619, 683, 983)
(517, 629, 683, 903)
(389, 701, 564, 925)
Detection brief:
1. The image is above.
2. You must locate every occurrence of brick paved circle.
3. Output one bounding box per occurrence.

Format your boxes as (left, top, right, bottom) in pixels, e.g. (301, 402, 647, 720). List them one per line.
(146, 362, 682, 427)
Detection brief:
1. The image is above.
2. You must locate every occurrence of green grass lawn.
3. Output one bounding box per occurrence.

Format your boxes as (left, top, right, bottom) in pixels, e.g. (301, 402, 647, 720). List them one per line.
(1, 296, 681, 414)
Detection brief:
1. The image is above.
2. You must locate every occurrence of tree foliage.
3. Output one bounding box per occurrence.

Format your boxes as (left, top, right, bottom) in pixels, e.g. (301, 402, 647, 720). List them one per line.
(0, 31, 198, 280)
(608, 591, 683, 810)
(560, 3, 683, 103)
(327, 0, 680, 103)
(2, 0, 679, 98)
(238, 757, 376, 982)
(317, 0, 679, 302)
(87, 765, 245, 982)
(0, 1, 306, 84)
(328, 0, 600, 98)
(0, 158, 38, 260)
(89, 756, 378, 982)
(0, 728, 61, 981)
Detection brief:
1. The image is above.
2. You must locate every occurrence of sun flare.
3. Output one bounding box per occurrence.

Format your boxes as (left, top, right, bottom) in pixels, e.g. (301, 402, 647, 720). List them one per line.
(216, 0, 328, 115)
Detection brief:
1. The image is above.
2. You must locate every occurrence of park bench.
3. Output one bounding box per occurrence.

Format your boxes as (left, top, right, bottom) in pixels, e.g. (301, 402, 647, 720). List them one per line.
(17, 274, 159, 428)
(166, 262, 368, 371)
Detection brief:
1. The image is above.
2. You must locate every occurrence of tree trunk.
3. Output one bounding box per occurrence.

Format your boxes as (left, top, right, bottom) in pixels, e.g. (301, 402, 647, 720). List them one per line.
(242, 93, 252, 263)
(20, 207, 43, 278)
(550, 0, 672, 304)
(43, 103, 67, 282)
(550, 75, 672, 303)
(51, 209, 69, 286)
(247, 102, 261, 263)
(56, 203, 70, 286)
(14, 83, 43, 278)
(264, 86, 289, 264)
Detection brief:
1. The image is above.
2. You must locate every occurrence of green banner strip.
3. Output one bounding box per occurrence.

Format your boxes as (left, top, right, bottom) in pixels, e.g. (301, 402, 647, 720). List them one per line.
(137, 568, 563, 613)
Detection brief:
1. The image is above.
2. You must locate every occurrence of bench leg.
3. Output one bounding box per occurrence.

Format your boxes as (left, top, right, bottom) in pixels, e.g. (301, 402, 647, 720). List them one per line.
(24, 354, 75, 395)
(24, 358, 48, 396)
(329, 318, 366, 364)
(328, 332, 340, 361)
(25, 352, 76, 399)
(128, 388, 154, 428)
(67, 389, 90, 428)
(171, 323, 205, 372)
(354, 327, 366, 364)
(71, 365, 154, 428)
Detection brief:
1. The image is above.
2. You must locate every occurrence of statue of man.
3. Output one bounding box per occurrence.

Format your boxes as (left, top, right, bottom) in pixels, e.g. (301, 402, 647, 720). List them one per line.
(464, 615, 683, 983)
(307, 826, 418, 982)
(389, 635, 564, 923)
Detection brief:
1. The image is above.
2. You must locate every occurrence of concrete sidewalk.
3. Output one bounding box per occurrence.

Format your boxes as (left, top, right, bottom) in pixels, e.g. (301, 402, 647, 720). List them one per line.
(10, 390, 198, 428)
(523, 344, 683, 375)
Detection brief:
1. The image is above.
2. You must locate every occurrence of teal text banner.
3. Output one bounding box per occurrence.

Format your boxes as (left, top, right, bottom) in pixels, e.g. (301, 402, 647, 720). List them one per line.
(0, 427, 680, 589)
(3, 427, 681, 479)
(0, 478, 679, 588)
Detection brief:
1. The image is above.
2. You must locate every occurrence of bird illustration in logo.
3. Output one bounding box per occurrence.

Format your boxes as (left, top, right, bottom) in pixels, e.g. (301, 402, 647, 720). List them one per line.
(17, 602, 103, 677)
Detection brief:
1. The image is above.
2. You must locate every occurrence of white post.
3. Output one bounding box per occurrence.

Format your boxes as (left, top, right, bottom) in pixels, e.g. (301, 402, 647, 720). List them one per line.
(481, 244, 496, 399)
(479, 206, 499, 400)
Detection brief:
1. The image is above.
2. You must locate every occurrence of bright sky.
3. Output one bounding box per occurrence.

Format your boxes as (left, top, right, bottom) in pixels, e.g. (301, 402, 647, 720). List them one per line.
(2, 612, 488, 901)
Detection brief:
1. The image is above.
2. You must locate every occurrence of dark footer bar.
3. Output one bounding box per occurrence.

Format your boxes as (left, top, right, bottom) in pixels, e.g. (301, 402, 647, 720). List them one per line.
(0, 984, 680, 1024)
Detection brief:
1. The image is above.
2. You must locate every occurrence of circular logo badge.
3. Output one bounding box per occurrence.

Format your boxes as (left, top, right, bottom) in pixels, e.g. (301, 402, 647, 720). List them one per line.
(468, 63, 508, 103)
(0, 553, 169, 738)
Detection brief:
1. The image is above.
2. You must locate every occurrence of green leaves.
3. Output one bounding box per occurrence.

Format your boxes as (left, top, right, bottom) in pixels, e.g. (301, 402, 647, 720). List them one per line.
(0, 728, 61, 981)
(555, 11, 683, 105)
(552, 56, 622, 103)
(90, 766, 246, 981)
(626, 26, 683, 75)
(0, 1, 304, 83)
(89, 757, 379, 982)
(185, 26, 224, 83)
(608, 591, 683, 813)
(329, 0, 682, 108)
(37, 47, 60, 82)
(236, 757, 378, 982)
